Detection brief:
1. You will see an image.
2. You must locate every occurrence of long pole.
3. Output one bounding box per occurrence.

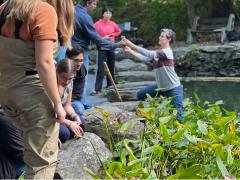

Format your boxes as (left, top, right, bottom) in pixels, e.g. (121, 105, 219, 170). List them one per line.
(103, 62, 122, 102)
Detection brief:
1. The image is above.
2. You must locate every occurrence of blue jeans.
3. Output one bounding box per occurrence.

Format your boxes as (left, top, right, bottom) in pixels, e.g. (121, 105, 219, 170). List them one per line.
(137, 84, 184, 120)
(81, 49, 89, 103)
(71, 100, 85, 116)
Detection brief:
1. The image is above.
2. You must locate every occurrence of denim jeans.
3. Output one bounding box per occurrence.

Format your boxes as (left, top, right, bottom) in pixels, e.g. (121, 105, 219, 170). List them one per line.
(55, 46, 66, 64)
(71, 100, 85, 117)
(137, 84, 184, 120)
(81, 49, 89, 103)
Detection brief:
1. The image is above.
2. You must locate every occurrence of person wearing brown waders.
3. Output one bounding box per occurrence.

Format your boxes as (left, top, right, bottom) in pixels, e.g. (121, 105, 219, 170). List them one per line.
(0, 0, 67, 179)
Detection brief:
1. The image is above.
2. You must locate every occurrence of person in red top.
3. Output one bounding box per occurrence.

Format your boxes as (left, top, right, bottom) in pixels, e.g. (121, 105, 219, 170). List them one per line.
(92, 6, 121, 95)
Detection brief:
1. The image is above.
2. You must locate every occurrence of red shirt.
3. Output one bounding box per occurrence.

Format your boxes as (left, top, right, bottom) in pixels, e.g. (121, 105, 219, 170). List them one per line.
(94, 19, 121, 42)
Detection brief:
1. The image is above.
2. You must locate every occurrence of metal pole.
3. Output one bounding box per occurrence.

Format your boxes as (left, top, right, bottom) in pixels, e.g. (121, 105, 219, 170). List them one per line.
(103, 62, 122, 102)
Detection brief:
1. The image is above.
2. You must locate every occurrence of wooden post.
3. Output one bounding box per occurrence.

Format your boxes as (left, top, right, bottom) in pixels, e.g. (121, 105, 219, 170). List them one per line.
(103, 62, 122, 102)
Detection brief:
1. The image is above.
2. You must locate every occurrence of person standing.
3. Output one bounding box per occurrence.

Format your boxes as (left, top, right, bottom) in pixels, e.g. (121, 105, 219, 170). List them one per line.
(91, 6, 121, 95)
(0, 0, 73, 178)
(122, 28, 184, 120)
(72, 0, 117, 108)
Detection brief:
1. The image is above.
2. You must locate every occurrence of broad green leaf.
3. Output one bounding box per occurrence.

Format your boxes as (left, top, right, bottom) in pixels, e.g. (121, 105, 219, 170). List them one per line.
(208, 132, 222, 142)
(142, 146, 154, 156)
(120, 149, 127, 165)
(158, 116, 172, 124)
(226, 148, 234, 165)
(172, 129, 185, 141)
(216, 155, 230, 176)
(184, 133, 198, 144)
(168, 165, 203, 179)
(124, 140, 136, 161)
(127, 157, 148, 166)
(108, 161, 123, 175)
(160, 124, 170, 142)
(125, 168, 143, 178)
(153, 145, 164, 157)
(197, 120, 208, 135)
(83, 167, 101, 179)
(222, 132, 235, 144)
(214, 100, 224, 105)
(119, 120, 137, 133)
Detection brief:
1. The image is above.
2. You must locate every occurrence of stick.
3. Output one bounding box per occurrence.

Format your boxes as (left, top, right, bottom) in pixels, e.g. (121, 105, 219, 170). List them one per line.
(103, 62, 122, 102)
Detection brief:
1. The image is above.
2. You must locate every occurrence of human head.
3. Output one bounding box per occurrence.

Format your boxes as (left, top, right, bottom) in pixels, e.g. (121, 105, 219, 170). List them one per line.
(66, 44, 84, 71)
(80, 0, 98, 11)
(45, 0, 74, 47)
(160, 28, 176, 44)
(57, 58, 76, 87)
(102, 6, 113, 21)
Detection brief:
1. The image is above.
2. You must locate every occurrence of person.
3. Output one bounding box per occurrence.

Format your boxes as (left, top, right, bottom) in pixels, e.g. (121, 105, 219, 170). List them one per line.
(0, 0, 73, 178)
(57, 58, 85, 143)
(122, 28, 184, 120)
(0, 113, 25, 179)
(66, 44, 87, 117)
(91, 6, 121, 95)
(71, 0, 119, 107)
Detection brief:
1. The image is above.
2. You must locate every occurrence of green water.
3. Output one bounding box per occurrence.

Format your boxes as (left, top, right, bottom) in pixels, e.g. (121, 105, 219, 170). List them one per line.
(183, 81, 240, 112)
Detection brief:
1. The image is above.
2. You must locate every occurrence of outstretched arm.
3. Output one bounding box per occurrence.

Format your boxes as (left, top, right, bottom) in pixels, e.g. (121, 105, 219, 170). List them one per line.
(122, 38, 156, 59)
(124, 46, 151, 62)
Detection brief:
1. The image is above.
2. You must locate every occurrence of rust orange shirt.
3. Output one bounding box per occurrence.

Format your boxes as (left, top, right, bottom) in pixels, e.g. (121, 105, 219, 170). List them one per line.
(0, 1, 57, 42)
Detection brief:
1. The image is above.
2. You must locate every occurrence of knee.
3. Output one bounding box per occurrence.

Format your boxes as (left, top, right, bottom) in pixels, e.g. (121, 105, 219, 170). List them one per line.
(59, 125, 70, 143)
(136, 90, 146, 101)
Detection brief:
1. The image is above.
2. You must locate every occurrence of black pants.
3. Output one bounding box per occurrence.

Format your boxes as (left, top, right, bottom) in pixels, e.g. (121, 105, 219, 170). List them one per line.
(95, 50, 116, 92)
(0, 113, 24, 179)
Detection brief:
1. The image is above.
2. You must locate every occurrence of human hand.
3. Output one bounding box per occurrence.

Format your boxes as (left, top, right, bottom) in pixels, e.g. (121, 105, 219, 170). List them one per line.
(69, 121, 84, 136)
(121, 37, 132, 46)
(104, 35, 112, 40)
(54, 104, 66, 124)
(124, 46, 132, 53)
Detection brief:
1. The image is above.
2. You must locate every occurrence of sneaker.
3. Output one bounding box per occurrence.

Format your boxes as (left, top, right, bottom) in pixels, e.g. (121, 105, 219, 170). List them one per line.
(90, 90, 100, 96)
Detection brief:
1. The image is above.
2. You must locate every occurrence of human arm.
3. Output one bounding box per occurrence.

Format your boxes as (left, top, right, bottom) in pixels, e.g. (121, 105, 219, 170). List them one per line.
(83, 16, 117, 50)
(122, 38, 156, 59)
(124, 46, 152, 62)
(35, 40, 66, 123)
(111, 22, 121, 37)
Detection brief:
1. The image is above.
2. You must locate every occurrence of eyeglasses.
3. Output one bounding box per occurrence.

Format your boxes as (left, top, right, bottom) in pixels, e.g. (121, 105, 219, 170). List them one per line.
(72, 58, 83, 62)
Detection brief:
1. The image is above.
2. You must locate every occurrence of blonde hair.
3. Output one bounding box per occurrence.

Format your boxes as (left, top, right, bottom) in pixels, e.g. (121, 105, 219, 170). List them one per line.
(7, 0, 40, 21)
(45, 0, 74, 47)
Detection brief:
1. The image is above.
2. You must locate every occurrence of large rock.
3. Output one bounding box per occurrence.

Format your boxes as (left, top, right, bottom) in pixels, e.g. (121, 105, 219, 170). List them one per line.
(84, 104, 144, 143)
(116, 71, 155, 82)
(115, 59, 150, 72)
(106, 81, 155, 102)
(56, 132, 112, 179)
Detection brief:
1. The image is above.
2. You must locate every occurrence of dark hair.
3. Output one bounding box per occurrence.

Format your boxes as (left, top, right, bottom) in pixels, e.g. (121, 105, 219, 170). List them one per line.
(57, 58, 76, 74)
(66, 44, 84, 58)
(80, 0, 97, 7)
(102, 6, 113, 15)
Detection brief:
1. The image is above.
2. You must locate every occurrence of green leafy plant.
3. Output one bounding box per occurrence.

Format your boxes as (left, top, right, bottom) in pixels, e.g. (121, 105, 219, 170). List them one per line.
(98, 96, 240, 179)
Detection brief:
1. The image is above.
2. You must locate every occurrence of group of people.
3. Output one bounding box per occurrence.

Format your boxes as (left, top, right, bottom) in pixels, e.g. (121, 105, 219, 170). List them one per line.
(0, 0, 183, 179)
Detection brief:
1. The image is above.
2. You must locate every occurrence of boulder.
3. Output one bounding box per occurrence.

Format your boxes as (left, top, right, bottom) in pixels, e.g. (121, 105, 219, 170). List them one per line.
(116, 71, 155, 82)
(84, 104, 144, 143)
(105, 81, 155, 102)
(115, 59, 150, 72)
(56, 132, 112, 179)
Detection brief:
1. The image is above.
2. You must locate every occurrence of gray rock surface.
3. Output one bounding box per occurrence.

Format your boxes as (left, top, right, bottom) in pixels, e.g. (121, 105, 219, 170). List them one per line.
(56, 132, 112, 179)
(116, 71, 155, 82)
(84, 104, 144, 143)
(106, 81, 155, 102)
(115, 59, 150, 72)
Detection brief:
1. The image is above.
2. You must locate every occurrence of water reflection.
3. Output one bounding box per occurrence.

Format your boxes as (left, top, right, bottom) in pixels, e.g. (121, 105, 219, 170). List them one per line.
(183, 81, 240, 112)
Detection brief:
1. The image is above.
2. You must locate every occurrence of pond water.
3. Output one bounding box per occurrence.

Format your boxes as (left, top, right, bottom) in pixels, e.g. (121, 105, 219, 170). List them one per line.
(182, 81, 240, 112)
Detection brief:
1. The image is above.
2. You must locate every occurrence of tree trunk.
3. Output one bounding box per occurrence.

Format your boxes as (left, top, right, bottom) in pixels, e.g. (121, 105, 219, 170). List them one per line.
(186, 0, 195, 26)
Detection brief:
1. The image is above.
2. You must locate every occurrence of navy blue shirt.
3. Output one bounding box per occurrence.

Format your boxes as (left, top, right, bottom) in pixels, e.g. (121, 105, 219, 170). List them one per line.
(72, 4, 116, 51)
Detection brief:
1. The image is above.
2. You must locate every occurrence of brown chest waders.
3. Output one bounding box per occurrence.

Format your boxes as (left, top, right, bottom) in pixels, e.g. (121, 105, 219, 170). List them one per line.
(0, 4, 59, 179)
